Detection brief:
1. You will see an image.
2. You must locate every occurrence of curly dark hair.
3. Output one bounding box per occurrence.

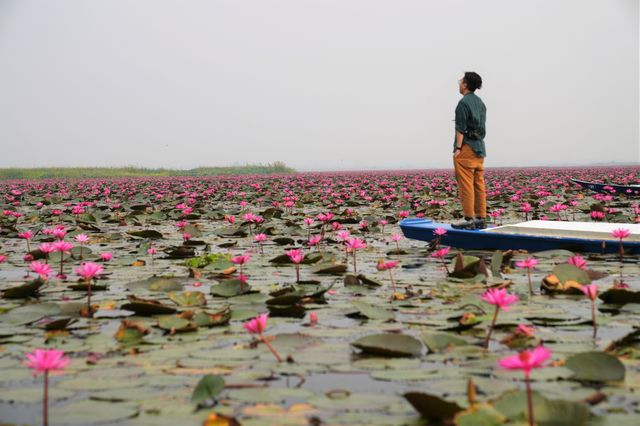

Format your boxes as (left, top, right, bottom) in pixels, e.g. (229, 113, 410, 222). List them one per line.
(463, 72, 482, 91)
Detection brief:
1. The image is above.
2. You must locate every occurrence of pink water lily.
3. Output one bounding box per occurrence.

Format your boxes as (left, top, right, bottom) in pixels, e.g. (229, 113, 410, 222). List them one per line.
(99, 252, 113, 261)
(75, 262, 104, 317)
(581, 284, 599, 338)
(515, 257, 538, 297)
(611, 228, 630, 262)
(23, 348, 71, 426)
(286, 249, 305, 282)
(30, 261, 53, 280)
(482, 288, 519, 348)
(377, 260, 400, 293)
(254, 233, 267, 254)
(499, 346, 552, 426)
(568, 255, 587, 270)
(231, 253, 251, 276)
(345, 237, 367, 273)
(52, 241, 73, 278)
(243, 314, 281, 362)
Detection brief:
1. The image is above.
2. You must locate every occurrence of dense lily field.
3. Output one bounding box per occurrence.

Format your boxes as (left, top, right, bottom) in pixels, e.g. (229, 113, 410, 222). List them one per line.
(0, 166, 639, 426)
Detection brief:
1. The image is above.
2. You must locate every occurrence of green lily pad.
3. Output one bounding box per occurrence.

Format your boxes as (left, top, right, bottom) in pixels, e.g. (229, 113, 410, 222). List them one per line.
(351, 334, 424, 357)
(403, 392, 464, 421)
(599, 288, 640, 304)
(194, 306, 232, 327)
(191, 374, 225, 405)
(420, 331, 468, 352)
(1, 279, 45, 299)
(351, 300, 394, 321)
(157, 315, 198, 333)
(50, 400, 139, 424)
(168, 291, 207, 307)
(566, 351, 625, 382)
(211, 280, 253, 297)
(492, 390, 590, 425)
(0, 386, 76, 403)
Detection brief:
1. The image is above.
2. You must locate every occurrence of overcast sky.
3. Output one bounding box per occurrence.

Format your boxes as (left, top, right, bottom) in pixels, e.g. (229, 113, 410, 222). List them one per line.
(0, 0, 638, 171)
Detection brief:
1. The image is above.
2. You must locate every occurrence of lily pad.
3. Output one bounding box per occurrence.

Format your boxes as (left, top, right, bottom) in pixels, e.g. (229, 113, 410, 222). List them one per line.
(565, 351, 625, 382)
(50, 400, 139, 424)
(403, 392, 464, 421)
(168, 291, 207, 307)
(350, 300, 394, 321)
(191, 374, 225, 405)
(420, 331, 468, 352)
(351, 334, 424, 357)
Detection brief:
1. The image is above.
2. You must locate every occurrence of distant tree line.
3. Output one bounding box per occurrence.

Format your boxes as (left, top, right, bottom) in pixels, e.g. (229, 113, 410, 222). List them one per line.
(0, 162, 295, 180)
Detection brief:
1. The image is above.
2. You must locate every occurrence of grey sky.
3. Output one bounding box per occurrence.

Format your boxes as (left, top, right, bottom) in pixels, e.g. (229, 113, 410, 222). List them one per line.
(0, 0, 638, 171)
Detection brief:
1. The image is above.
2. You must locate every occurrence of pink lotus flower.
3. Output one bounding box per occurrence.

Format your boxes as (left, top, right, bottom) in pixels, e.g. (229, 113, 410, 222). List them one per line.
(75, 262, 104, 281)
(397, 210, 409, 218)
(182, 232, 192, 241)
(243, 313, 268, 334)
(30, 261, 53, 280)
(243, 313, 282, 362)
(309, 311, 318, 327)
(581, 283, 598, 301)
(515, 257, 538, 297)
(515, 257, 538, 270)
(99, 252, 113, 261)
(18, 230, 34, 240)
(611, 228, 631, 262)
(52, 228, 67, 240)
(224, 215, 235, 224)
(52, 241, 74, 254)
(345, 237, 367, 273)
(499, 346, 551, 375)
(336, 230, 351, 241)
(38, 243, 55, 255)
(433, 228, 447, 236)
(376, 260, 399, 270)
(74, 234, 89, 244)
(482, 288, 519, 311)
(286, 249, 305, 264)
(23, 348, 71, 426)
(331, 221, 343, 231)
(611, 228, 631, 239)
(482, 288, 519, 348)
(567, 255, 587, 270)
(254, 233, 267, 242)
(303, 218, 314, 226)
(308, 235, 322, 250)
(390, 234, 403, 242)
(23, 348, 70, 376)
(0, 255, 6, 263)
(431, 247, 450, 259)
(231, 253, 252, 265)
(147, 247, 157, 255)
(516, 324, 535, 337)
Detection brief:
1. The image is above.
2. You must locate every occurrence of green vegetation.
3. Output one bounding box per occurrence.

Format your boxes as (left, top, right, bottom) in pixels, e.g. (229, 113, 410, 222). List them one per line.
(0, 162, 295, 180)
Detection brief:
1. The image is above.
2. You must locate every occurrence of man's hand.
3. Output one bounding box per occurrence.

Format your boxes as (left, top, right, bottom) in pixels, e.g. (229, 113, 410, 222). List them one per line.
(453, 149, 461, 158)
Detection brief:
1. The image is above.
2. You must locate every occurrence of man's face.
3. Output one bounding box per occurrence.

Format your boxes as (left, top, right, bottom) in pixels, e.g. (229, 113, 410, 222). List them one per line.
(458, 77, 466, 94)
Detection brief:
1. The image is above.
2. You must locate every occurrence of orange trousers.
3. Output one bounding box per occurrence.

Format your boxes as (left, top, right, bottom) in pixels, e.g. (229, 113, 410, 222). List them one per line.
(453, 144, 486, 218)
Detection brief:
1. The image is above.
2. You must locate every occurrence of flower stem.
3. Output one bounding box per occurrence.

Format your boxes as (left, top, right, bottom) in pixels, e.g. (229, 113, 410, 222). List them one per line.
(525, 372, 534, 426)
(484, 306, 500, 349)
(87, 279, 93, 318)
(295, 264, 300, 283)
(259, 333, 282, 363)
(43, 370, 49, 426)
(618, 240, 624, 263)
(353, 252, 357, 273)
(527, 269, 533, 298)
(591, 299, 597, 339)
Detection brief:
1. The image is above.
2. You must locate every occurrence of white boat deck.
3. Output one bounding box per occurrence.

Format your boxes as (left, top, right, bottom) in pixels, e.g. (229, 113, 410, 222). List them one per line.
(483, 220, 640, 242)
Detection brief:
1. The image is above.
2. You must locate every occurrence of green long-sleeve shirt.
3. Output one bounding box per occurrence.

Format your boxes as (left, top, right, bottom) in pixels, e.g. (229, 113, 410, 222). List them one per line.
(453, 92, 487, 157)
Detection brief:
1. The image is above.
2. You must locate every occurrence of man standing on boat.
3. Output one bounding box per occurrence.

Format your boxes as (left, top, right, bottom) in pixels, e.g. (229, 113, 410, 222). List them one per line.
(451, 72, 487, 230)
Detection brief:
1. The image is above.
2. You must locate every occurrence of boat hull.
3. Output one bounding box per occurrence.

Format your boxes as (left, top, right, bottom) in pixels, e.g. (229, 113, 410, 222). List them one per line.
(399, 218, 640, 254)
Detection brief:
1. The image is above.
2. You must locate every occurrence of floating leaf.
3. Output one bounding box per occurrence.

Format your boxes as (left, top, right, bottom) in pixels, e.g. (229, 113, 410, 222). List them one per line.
(168, 291, 207, 307)
(403, 392, 463, 421)
(128, 230, 163, 239)
(157, 315, 198, 333)
(121, 295, 177, 316)
(352, 334, 424, 357)
(1, 278, 44, 299)
(210, 279, 253, 297)
(191, 374, 225, 405)
(599, 288, 640, 304)
(566, 351, 625, 382)
(492, 390, 590, 425)
(194, 306, 232, 327)
(114, 319, 150, 344)
(420, 331, 468, 352)
(351, 300, 394, 321)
